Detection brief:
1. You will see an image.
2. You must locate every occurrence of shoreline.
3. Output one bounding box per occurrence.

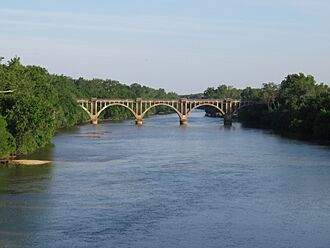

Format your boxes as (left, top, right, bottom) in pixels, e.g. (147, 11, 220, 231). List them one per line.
(239, 122, 330, 146)
(204, 114, 330, 145)
(0, 159, 52, 166)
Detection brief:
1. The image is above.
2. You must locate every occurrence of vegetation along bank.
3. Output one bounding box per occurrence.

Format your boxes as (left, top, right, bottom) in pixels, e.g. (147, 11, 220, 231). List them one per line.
(0, 57, 329, 159)
(0, 57, 177, 159)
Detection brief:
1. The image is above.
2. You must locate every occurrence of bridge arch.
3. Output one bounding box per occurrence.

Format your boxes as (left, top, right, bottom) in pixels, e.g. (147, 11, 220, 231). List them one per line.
(97, 103, 137, 118)
(231, 103, 254, 116)
(187, 103, 225, 117)
(79, 104, 93, 119)
(141, 103, 182, 119)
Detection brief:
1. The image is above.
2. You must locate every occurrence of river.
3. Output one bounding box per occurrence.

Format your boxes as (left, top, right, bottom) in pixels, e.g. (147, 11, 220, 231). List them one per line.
(1, 111, 330, 248)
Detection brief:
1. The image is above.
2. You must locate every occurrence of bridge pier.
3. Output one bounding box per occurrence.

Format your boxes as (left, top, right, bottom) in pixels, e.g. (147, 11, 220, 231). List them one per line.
(91, 115, 98, 125)
(135, 98, 144, 125)
(135, 116, 144, 125)
(135, 119, 144, 125)
(224, 115, 232, 126)
(180, 116, 188, 126)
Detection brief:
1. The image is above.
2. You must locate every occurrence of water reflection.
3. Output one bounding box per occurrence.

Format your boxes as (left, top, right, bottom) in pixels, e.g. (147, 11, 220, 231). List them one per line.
(0, 164, 53, 247)
(0, 165, 53, 194)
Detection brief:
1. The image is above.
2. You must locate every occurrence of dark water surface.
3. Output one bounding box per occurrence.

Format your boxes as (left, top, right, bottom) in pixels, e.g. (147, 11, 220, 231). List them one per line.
(1, 111, 330, 248)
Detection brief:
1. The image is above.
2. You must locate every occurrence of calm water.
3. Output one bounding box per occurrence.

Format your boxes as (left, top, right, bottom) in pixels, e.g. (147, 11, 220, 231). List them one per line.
(1, 111, 330, 248)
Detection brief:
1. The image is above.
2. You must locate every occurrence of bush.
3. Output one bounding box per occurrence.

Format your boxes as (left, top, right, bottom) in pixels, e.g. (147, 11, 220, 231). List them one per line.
(0, 115, 15, 158)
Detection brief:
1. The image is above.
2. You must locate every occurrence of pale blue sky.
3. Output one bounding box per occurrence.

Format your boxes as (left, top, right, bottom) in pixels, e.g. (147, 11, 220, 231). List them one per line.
(1, 0, 329, 93)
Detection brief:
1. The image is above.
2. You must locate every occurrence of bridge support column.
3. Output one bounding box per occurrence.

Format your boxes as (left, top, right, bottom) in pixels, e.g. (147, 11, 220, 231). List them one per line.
(90, 98, 98, 124)
(135, 98, 144, 125)
(135, 116, 144, 125)
(180, 116, 187, 126)
(91, 115, 98, 125)
(179, 98, 188, 126)
(224, 115, 232, 126)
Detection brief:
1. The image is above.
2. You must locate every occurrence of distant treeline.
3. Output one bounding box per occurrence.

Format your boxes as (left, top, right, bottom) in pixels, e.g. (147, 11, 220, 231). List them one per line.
(0, 57, 177, 158)
(197, 74, 330, 140)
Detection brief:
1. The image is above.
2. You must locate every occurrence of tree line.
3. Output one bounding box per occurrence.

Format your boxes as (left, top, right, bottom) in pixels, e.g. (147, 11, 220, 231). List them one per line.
(0, 57, 178, 158)
(200, 74, 330, 140)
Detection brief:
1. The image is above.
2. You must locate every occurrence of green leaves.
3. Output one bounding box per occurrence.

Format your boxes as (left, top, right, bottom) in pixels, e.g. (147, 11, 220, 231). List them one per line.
(240, 87, 262, 101)
(0, 115, 15, 158)
(0, 56, 180, 158)
(3, 91, 57, 154)
(278, 73, 317, 110)
(238, 73, 330, 139)
(204, 85, 241, 99)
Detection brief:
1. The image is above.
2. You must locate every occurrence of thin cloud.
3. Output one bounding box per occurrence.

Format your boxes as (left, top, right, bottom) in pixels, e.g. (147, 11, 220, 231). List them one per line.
(1, 7, 329, 39)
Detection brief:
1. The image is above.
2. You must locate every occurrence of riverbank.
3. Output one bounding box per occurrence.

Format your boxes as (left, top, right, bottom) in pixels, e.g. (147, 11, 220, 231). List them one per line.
(238, 121, 330, 146)
(0, 57, 178, 159)
(0, 159, 51, 166)
(0, 112, 174, 161)
(203, 112, 330, 145)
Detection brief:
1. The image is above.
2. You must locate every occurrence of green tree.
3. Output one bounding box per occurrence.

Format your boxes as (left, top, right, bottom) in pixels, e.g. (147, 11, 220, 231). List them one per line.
(278, 73, 316, 110)
(0, 115, 15, 158)
(240, 87, 262, 101)
(261, 82, 278, 110)
(237, 73, 330, 139)
(203, 85, 241, 99)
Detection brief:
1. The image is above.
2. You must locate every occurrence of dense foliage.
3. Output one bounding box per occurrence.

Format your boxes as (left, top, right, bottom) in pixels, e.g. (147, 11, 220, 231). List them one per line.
(0, 57, 178, 158)
(201, 74, 330, 140)
(0, 115, 15, 158)
(203, 85, 241, 99)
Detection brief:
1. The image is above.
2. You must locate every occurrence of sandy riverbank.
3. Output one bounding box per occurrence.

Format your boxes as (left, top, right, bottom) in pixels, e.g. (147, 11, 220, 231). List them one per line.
(0, 160, 52, 166)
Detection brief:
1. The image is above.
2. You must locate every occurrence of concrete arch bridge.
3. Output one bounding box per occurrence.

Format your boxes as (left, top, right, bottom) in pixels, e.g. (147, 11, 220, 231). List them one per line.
(77, 98, 253, 126)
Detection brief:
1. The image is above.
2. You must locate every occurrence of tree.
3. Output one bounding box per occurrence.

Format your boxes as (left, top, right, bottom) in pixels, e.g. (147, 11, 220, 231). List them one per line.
(261, 82, 278, 110)
(0, 115, 15, 158)
(7, 56, 21, 68)
(240, 87, 261, 101)
(278, 73, 316, 110)
(203, 85, 241, 99)
(237, 73, 330, 138)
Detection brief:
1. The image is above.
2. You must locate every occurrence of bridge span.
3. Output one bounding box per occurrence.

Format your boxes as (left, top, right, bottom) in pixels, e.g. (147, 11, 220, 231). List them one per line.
(77, 98, 253, 126)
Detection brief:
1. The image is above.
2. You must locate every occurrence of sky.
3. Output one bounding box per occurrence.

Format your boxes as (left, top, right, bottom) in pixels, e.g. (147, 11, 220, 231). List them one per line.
(1, 0, 329, 94)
